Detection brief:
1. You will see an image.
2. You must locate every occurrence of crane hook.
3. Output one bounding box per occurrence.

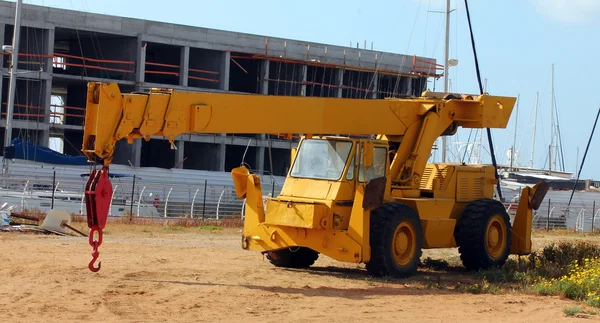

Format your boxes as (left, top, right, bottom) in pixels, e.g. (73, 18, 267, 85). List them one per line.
(89, 244, 101, 272)
(88, 226, 103, 272)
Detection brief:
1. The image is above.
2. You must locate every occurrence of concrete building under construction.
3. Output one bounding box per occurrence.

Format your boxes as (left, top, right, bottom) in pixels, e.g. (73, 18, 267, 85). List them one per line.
(0, 1, 440, 176)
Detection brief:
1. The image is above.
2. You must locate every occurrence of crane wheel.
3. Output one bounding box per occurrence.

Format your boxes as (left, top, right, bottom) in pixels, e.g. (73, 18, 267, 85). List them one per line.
(454, 198, 512, 271)
(265, 247, 319, 268)
(366, 202, 423, 278)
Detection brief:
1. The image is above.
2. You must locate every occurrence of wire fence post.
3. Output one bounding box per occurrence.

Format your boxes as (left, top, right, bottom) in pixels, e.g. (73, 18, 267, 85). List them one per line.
(202, 180, 207, 219)
(547, 198, 551, 231)
(593, 200, 596, 233)
(164, 187, 173, 218)
(51, 170, 56, 210)
(130, 175, 136, 216)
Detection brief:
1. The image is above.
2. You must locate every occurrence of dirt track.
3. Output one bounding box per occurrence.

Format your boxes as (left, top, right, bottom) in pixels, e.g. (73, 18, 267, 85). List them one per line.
(0, 226, 595, 323)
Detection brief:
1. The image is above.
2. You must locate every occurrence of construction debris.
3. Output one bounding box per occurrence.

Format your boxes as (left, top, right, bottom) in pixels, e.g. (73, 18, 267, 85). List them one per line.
(0, 205, 86, 237)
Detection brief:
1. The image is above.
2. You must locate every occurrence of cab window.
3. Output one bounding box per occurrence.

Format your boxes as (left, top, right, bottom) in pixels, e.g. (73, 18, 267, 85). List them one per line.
(359, 147, 387, 182)
(346, 155, 355, 180)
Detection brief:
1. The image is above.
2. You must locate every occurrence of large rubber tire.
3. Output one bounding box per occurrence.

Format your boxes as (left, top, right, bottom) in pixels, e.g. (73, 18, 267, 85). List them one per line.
(366, 202, 423, 278)
(265, 247, 319, 268)
(454, 198, 512, 271)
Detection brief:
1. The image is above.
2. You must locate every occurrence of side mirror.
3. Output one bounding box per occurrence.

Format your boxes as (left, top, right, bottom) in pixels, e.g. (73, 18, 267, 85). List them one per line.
(362, 142, 374, 168)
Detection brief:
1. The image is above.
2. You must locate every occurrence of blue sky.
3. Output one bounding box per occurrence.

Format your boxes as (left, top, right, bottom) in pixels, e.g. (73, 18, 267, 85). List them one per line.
(13, 0, 600, 178)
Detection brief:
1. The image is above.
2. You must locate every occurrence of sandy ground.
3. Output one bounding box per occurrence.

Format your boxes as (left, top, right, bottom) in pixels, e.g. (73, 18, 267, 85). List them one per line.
(0, 224, 597, 323)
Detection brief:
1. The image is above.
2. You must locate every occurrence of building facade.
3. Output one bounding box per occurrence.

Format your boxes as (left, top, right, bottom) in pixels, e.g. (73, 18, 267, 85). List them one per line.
(0, 1, 439, 176)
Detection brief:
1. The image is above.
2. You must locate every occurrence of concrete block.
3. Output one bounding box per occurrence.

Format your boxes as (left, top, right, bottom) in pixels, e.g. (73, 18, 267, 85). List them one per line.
(146, 23, 175, 38)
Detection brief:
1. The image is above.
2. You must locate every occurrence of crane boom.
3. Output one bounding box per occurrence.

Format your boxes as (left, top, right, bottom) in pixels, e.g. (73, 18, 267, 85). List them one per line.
(83, 82, 515, 166)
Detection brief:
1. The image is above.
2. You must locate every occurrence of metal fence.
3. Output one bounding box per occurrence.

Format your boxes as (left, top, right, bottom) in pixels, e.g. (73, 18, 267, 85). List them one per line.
(530, 199, 599, 233)
(0, 174, 282, 219)
(3, 171, 599, 232)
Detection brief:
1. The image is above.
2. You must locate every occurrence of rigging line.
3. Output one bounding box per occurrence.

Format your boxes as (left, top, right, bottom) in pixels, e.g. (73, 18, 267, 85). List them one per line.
(463, 0, 502, 201)
(568, 106, 600, 206)
(553, 91, 566, 172)
(290, 63, 296, 96)
(319, 66, 326, 97)
(423, 0, 433, 56)
(392, 0, 424, 96)
(430, 6, 445, 59)
(274, 61, 281, 95)
(461, 129, 473, 163)
(267, 134, 275, 185)
(327, 67, 335, 97)
(80, 0, 108, 77)
(556, 122, 566, 172)
(517, 96, 535, 157)
(363, 53, 385, 99)
(69, 0, 88, 77)
(467, 129, 478, 163)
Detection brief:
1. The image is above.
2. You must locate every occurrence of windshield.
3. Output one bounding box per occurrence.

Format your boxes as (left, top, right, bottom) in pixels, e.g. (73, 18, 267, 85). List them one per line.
(290, 139, 353, 180)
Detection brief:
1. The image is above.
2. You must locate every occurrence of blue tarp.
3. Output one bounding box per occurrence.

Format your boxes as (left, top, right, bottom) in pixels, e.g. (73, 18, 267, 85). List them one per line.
(4, 138, 91, 165)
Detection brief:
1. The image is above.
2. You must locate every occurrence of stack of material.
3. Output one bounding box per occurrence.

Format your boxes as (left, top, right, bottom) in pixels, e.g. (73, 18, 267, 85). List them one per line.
(0, 205, 87, 237)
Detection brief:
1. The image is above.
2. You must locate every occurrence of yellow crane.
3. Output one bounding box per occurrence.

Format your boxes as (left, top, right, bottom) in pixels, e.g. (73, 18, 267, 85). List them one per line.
(82, 82, 547, 277)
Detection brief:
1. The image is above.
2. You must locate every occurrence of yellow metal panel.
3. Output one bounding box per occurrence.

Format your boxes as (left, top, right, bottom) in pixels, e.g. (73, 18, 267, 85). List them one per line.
(243, 224, 363, 263)
(82, 83, 125, 164)
(398, 198, 455, 220)
(451, 95, 516, 128)
(139, 92, 170, 138)
(347, 184, 370, 263)
(456, 172, 485, 202)
(419, 164, 454, 192)
(283, 178, 332, 200)
(264, 200, 330, 229)
(420, 165, 434, 190)
(116, 95, 149, 141)
(421, 219, 457, 248)
(190, 104, 211, 133)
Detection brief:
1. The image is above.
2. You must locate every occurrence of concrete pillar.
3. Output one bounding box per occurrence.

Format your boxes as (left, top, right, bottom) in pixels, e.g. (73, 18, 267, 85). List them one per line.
(41, 79, 52, 147)
(179, 46, 189, 87)
(256, 135, 265, 174)
(0, 71, 3, 117)
(260, 60, 270, 95)
(336, 68, 344, 98)
(371, 72, 378, 99)
(406, 78, 413, 96)
(219, 52, 230, 171)
(301, 65, 307, 96)
(45, 27, 55, 73)
(135, 35, 146, 86)
(0, 24, 5, 50)
(44, 27, 54, 127)
(175, 139, 185, 168)
(220, 51, 230, 91)
(219, 134, 226, 172)
(132, 140, 142, 167)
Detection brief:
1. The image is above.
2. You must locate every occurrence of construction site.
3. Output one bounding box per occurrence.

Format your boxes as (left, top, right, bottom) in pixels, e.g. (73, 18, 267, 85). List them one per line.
(1, 1, 600, 322)
(0, 1, 436, 175)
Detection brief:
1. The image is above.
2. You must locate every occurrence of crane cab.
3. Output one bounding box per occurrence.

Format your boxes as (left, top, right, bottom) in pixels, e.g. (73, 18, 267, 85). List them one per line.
(264, 136, 388, 230)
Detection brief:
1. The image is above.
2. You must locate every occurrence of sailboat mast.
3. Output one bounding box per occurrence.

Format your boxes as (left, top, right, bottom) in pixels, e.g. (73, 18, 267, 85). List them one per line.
(2, 0, 22, 175)
(549, 64, 554, 173)
(441, 0, 451, 163)
(4, 0, 22, 150)
(530, 92, 539, 168)
(510, 94, 519, 171)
